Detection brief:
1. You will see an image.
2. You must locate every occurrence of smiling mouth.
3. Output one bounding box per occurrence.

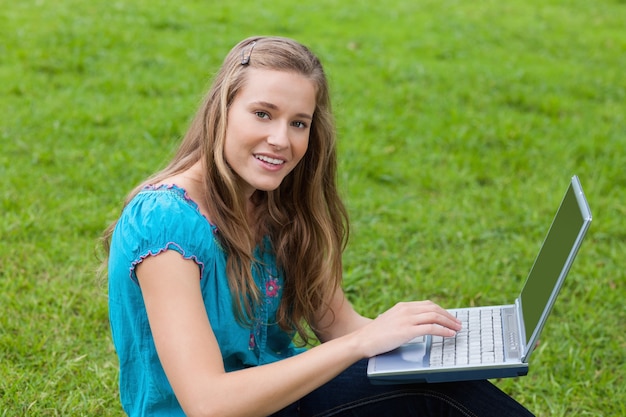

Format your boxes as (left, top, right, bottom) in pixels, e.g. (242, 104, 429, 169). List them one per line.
(255, 155, 285, 165)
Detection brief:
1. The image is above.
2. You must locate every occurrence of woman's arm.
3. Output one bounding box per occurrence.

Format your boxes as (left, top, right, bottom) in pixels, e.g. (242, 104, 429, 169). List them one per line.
(313, 287, 459, 351)
(137, 250, 460, 417)
(313, 288, 372, 342)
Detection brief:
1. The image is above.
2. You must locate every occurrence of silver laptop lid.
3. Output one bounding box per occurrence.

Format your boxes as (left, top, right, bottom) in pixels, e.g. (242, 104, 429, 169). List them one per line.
(517, 175, 592, 361)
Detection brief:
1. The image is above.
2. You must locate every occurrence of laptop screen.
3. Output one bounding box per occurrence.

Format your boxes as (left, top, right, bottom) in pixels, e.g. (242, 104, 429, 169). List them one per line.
(519, 177, 591, 356)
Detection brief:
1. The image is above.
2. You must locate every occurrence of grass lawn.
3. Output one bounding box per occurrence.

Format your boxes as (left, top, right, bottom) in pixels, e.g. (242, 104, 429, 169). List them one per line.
(1, 0, 624, 415)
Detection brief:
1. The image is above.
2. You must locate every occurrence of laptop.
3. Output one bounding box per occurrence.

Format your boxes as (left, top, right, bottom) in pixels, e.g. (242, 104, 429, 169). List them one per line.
(367, 175, 592, 384)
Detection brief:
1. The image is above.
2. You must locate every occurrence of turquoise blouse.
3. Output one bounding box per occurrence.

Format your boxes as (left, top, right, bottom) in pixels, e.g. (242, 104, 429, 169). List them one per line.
(108, 185, 304, 416)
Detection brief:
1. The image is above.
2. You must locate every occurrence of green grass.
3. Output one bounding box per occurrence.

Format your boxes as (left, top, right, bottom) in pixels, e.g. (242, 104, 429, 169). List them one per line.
(1, 0, 624, 415)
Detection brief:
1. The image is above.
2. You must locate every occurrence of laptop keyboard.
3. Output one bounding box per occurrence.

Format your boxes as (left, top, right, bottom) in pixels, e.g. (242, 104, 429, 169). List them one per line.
(430, 308, 505, 367)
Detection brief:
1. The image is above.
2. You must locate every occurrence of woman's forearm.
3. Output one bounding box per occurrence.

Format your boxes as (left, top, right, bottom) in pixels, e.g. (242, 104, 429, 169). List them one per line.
(181, 332, 365, 417)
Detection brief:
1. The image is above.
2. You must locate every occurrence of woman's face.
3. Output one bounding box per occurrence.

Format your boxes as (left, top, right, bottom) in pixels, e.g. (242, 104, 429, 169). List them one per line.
(224, 68, 316, 199)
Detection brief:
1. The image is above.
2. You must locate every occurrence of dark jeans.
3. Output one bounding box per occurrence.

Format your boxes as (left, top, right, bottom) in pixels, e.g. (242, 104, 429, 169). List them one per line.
(271, 360, 534, 417)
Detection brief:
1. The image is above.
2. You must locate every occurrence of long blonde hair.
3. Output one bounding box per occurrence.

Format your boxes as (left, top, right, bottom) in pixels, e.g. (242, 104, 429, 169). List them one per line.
(102, 36, 348, 343)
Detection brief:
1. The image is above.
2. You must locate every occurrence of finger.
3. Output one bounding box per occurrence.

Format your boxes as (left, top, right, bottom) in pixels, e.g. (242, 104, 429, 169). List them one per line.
(408, 301, 460, 321)
(411, 311, 462, 333)
(401, 301, 462, 328)
(418, 323, 459, 338)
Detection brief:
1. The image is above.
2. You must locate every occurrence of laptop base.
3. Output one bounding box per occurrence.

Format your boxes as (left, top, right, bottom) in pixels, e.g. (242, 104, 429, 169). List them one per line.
(368, 364, 529, 384)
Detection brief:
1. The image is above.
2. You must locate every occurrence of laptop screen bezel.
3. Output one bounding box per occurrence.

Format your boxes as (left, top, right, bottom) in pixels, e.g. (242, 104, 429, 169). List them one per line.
(517, 175, 592, 362)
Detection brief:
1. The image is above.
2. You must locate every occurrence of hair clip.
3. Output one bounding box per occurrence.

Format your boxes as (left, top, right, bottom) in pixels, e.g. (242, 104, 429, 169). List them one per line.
(241, 41, 257, 65)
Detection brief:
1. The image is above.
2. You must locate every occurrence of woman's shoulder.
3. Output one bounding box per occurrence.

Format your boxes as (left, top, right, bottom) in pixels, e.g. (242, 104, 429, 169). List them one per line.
(115, 184, 218, 252)
(128, 184, 210, 223)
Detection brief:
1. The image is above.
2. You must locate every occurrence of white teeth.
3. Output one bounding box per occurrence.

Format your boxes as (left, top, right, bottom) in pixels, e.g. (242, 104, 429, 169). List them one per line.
(255, 155, 284, 165)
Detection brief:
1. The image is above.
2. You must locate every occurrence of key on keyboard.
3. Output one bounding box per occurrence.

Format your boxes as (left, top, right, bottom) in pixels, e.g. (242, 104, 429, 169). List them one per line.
(429, 308, 505, 367)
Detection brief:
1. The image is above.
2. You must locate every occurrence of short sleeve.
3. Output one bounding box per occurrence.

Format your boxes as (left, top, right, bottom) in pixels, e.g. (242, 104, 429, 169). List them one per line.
(109, 187, 217, 284)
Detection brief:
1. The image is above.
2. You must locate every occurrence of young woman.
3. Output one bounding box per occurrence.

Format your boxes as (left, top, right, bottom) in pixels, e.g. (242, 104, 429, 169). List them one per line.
(103, 36, 534, 417)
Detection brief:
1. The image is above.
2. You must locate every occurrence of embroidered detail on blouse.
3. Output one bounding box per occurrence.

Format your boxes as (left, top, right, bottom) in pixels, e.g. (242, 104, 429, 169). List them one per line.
(248, 265, 283, 351)
(266, 278, 280, 298)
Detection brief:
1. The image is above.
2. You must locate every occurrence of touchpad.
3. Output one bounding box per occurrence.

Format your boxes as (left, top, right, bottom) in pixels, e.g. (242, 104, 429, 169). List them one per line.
(369, 338, 429, 372)
(398, 341, 427, 363)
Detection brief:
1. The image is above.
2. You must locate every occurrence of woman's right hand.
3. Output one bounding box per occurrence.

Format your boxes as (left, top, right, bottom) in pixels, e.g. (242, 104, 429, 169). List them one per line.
(353, 300, 462, 358)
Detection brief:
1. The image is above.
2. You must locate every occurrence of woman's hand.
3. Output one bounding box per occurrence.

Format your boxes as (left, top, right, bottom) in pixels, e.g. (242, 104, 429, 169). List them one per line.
(352, 301, 462, 358)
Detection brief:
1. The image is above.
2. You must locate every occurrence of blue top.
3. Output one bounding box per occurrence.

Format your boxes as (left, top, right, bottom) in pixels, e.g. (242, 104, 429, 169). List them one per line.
(108, 185, 304, 416)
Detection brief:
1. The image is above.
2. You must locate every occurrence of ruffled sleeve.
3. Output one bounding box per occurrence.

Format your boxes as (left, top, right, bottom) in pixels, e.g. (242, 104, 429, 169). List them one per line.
(110, 186, 217, 284)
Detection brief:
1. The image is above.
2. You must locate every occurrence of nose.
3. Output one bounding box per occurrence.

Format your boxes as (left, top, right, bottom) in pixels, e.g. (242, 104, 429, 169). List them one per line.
(267, 123, 290, 150)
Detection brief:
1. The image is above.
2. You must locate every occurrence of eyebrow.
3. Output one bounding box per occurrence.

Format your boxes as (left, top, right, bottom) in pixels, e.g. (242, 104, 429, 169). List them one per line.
(252, 101, 313, 120)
